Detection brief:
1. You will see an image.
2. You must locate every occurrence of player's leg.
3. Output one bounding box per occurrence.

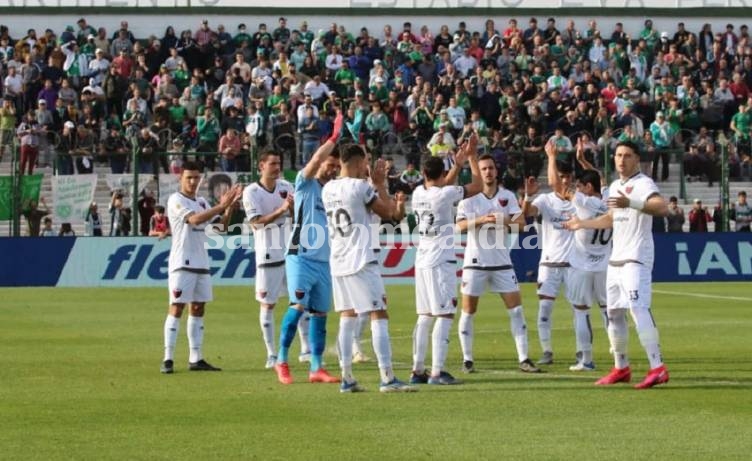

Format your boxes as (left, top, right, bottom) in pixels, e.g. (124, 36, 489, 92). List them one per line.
(275, 256, 308, 383)
(306, 261, 338, 383)
(458, 268, 485, 373)
(297, 312, 311, 362)
(596, 266, 632, 385)
(162, 302, 184, 374)
(428, 263, 461, 385)
(255, 265, 284, 368)
(567, 269, 595, 371)
(352, 313, 371, 363)
(627, 264, 669, 389)
(411, 267, 434, 384)
(496, 270, 540, 373)
(593, 270, 609, 330)
(186, 302, 220, 371)
(536, 266, 561, 364)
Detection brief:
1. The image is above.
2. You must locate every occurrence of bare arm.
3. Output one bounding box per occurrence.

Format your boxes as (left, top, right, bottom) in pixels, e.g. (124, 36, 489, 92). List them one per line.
(575, 139, 597, 171)
(368, 158, 396, 220)
(545, 139, 560, 191)
(564, 209, 614, 230)
(250, 195, 293, 227)
(521, 176, 540, 217)
(462, 136, 483, 198)
(302, 110, 343, 179)
(608, 191, 668, 217)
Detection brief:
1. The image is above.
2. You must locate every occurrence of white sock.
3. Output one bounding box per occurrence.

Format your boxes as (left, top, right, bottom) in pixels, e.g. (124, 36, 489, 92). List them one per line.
(412, 315, 434, 373)
(538, 299, 555, 353)
(573, 308, 593, 364)
(599, 305, 609, 330)
(298, 312, 311, 355)
(260, 307, 275, 357)
(352, 314, 369, 355)
(187, 315, 204, 363)
(163, 315, 180, 361)
(607, 308, 629, 369)
(431, 317, 453, 376)
(371, 318, 395, 383)
(507, 305, 528, 362)
(458, 311, 474, 362)
(337, 316, 356, 383)
(631, 308, 664, 369)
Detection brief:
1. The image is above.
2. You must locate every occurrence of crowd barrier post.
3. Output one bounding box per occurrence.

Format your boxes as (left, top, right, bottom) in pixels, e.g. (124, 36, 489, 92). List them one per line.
(678, 147, 687, 202)
(131, 144, 140, 235)
(10, 140, 20, 237)
(719, 133, 730, 232)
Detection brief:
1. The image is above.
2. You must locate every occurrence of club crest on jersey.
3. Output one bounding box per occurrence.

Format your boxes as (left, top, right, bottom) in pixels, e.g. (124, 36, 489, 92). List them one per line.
(295, 289, 305, 300)
(172, 289, 182, 299)
(625, 186, 633, 194)
(258, 290, 268, 299)
(498, 198, 508, 207)
(279, 190, 288, 199)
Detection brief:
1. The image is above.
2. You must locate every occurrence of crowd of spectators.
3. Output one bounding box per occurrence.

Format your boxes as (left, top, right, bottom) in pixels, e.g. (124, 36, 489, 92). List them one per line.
(3, 15, 752, 209)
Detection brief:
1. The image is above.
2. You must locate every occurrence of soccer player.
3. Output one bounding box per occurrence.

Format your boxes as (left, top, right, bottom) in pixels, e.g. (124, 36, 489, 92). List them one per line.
(564, 141, 670, 389)
(272, 111, 343, 385)
(242, 149, 311, 369)
(559, 142, 612, 371)
(323, 144, 415, 393)
(521, 145, 578, 366)
(456, 154, 541, 374)
(410, 135, 482, 385)
(161, 161, 242, 374)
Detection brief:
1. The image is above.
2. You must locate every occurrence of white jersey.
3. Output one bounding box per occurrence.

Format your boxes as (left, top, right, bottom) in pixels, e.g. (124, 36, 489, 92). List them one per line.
(571, 191, 612, 272)
(322, 177, 379, 277)
(457, 186, 520, 269)
(412, 184, 465, 269)
(242, 180, 294, 266)
(167, 192, 215, 273)
(608, 172, 660, 269)
(532, 192, 576, 265)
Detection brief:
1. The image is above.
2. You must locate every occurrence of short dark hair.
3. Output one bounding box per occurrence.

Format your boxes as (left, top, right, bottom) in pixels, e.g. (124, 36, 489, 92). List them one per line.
(670, 196, 678, 202)
(181, 160, 202, 172)
(340, 143, 366, 163)
(616, 140, 641, 156)
(258, 148, 280, 163)
(422, 156, 445, 181)
(155, 205, 165, 213)
(578, 169, 601, 192)
(478, 153, 495, 164)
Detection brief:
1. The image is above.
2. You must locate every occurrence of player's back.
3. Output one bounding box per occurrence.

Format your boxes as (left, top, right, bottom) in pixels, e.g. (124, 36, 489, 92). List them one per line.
(609, 173, 659, 268)
(458, 187, 519, 268)
(287, 171, 329, 263)
(412, 184, 464, 269)
(570, 191, 611, 272)
(167, 192, 212, 273)
(322, 177, 378, 276)
(532, 192, 576, 265)
(242, 180, 293, 265)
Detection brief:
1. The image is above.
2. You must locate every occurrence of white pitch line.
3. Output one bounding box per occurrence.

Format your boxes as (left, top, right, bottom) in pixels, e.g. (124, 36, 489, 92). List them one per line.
(654, 289, 751, 302)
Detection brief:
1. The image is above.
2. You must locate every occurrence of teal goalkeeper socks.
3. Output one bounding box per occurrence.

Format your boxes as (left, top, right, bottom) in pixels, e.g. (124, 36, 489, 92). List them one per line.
(278, 307, 303, 363)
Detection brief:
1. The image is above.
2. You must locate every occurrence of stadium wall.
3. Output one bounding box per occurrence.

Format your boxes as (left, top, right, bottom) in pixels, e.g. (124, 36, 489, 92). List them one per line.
(1, 233, 750, 287)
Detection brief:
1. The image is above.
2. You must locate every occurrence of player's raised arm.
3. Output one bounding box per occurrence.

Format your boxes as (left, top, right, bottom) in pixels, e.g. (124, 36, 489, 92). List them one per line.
(461, 134, 483, 198)
(301, 109, 343, 179)
(521, 176, 540, 217)
(368, 158, 397, 220)
(575, 138, 597, 171)
(545, 139, 560, 191)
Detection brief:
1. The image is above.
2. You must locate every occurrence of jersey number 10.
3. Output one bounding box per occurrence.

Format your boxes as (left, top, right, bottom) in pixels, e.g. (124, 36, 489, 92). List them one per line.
(590, 228, 613, 245)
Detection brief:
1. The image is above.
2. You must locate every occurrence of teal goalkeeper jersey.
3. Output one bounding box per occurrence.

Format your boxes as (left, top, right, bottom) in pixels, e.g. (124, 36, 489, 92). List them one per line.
(287, 171, 330, 263)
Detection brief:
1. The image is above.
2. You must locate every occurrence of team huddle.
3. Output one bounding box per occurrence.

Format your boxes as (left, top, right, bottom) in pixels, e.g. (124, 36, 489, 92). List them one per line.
(159, 111, 671, 392)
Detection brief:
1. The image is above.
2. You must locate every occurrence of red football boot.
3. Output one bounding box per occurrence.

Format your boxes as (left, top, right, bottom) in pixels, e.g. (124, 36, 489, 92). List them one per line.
(308, 368, 341, 384)
(274, 362, 293, 385)
(634, 365, 669, 389)
(595, 367, 632, 385)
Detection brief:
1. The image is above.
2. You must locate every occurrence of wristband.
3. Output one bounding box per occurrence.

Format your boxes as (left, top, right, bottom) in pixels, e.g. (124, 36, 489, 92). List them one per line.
(524, 194, 536, 203)
(629, 197, 645, 211)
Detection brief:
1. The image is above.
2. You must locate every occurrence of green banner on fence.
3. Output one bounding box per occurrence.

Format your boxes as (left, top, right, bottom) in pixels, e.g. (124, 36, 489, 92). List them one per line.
(0, 174, 43, 220)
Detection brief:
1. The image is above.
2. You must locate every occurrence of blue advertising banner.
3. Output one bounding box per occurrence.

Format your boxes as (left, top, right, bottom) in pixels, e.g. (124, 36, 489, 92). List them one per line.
(0, 233, 749, 287)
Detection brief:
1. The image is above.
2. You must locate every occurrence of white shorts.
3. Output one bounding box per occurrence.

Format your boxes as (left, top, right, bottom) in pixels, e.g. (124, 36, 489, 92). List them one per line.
(168, 270, 213, 304)
(607, 263, 652, 310)
(416, 262, 457, 316)
(332, 263, 387, 314)
(567, 268, 607, 307)
(255, 263, 286, 305)
(537, 265, 570, 299)
(461, 268, 519, 297)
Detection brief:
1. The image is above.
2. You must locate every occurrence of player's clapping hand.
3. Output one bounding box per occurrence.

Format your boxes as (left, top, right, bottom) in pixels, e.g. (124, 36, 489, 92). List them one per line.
(220, 184, 243, 209)
(394, 191, 407, 204)
(280, 194, 294, 212)
(608, 191, 630, 209)
(329, 109, 344, 142)
(372, 158, 387, 185)
(524, 176, 540, 196)
(478, 213, 498, 225)
(544, 139, 556, 158)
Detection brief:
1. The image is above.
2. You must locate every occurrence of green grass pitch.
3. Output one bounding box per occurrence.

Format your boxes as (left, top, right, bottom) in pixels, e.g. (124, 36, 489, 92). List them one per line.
(1, 283, 751, 460)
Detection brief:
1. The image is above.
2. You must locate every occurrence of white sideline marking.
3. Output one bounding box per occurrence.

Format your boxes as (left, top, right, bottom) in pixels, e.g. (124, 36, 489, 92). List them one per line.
(654, 289, 750, 302)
